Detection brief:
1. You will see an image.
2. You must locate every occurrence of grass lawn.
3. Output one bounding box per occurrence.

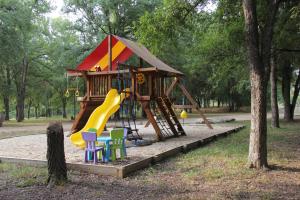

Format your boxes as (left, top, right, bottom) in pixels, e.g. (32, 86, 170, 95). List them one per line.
(3, 116, 72, 127)
(0, 120, 299, 199)
(0, 117, 72, 140)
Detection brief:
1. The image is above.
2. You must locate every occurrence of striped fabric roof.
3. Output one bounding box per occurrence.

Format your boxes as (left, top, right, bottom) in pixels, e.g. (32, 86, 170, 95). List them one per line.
(76, 35, 183, 75)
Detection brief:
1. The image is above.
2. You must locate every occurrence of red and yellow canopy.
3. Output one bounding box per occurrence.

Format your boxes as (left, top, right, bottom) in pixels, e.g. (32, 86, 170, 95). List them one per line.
(76, 35, 183, 75)
(76, 35, 133, 71)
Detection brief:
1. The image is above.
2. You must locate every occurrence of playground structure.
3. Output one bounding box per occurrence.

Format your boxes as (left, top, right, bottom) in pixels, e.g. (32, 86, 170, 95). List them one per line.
(67, 35, 212, 144)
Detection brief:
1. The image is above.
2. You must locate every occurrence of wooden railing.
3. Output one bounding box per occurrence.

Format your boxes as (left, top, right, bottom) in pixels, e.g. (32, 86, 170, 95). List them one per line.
(88, 75, 110, 98)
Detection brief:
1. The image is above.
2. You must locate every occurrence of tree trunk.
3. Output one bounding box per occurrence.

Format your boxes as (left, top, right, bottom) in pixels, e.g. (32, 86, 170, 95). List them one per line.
(3, 96, 9, 121)
(15, 57, 29, 122)
(27, 98, 32, 119)
(243, 0, 279, 169)
(16, 87, 25, 122)
(282, 59, 292, 121)
(46, 122, 67, 187)
(290, 68, 300, 119)
(3, 67, 11, 120)
(270, 54, 279, 128)
(0, 113, 4, 127)
(35, 104, 39, 119)
(248, 72, 268, 168)
(62, 96, 67, 119)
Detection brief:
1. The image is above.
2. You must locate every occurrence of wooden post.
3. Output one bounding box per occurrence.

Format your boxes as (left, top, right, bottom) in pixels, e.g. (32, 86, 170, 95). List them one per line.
(108, 34, 112, 71)
(46, 122, 67, 187)
(148, 74, 153, 97)
(165, 77, 178, 96)
(160, 76, 164, 96)
(140, 101, 164, 141)
(108, 35, 113, 89)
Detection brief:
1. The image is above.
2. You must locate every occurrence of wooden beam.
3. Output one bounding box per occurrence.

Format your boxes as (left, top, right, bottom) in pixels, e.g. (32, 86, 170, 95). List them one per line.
(137, 96, 151, 101)
(87, 69, 129, 76)
(165, 77, 178, 96)
(140, 101, 164, 141)
(144, 120, 151, 128)
(108, 34, 112, 71)
(160, 77, 164, 96)
(136, 67, 158, 72)
(82, 72, 90, 101)
(177, 81, 213, 129)
(148, 74, 153, 97)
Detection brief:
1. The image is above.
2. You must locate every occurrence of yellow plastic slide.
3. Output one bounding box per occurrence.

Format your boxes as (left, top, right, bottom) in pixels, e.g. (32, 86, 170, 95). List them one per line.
(70, 88, 129, 148)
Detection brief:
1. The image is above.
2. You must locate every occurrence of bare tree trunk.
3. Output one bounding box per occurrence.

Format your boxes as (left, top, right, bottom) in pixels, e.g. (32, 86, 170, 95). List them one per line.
(282, 59, 292, 121)
(35, 104, 39, 119)
(3, 96, 9, 120)
(27, 98, 32, 119)
(16, 87, 25, 122)
(243, 0, 279, 169)
(15, 57, 29, 122)
(290, 69, 300, 119)
(270, 54, 279, 128)
(3, 67, 11, 120)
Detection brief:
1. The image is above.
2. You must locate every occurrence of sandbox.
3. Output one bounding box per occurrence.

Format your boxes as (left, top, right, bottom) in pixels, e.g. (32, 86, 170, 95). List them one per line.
(0, 121, 243, 178)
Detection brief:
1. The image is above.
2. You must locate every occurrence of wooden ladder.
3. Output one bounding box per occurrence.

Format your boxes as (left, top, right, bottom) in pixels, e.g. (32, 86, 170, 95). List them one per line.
(157, 96, 186, 136)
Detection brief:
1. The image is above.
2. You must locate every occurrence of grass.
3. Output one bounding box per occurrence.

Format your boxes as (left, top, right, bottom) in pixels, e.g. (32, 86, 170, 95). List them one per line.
(0, 163, 47, 187)
(0, 116, 72, 140)
(135, 119, 300, 199)
(4, 116, 71, 127)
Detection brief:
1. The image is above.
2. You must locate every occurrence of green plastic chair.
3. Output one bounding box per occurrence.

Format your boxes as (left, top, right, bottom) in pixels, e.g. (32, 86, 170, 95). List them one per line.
(110, 128, 125, 161)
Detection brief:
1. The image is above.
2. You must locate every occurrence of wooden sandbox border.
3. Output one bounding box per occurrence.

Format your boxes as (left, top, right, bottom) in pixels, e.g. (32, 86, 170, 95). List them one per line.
(0, 125, 244, 178)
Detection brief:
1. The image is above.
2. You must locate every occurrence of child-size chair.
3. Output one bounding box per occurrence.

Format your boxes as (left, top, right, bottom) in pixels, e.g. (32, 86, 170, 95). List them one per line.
(82, 131, 104, 164)
(110, 128, 126, 161)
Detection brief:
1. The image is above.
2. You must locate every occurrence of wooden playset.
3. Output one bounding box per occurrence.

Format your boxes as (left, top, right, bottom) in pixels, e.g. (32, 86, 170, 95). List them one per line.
(67, 35, 212, 141)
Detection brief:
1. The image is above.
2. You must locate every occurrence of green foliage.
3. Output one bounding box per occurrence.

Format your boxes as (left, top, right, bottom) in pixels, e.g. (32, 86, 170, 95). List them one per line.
(135, 0, 250, 108)
(0, 0, 298, 119)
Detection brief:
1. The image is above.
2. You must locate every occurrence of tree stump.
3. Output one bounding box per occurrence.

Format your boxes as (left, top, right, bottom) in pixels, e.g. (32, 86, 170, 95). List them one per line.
(46, 122, 67, 186)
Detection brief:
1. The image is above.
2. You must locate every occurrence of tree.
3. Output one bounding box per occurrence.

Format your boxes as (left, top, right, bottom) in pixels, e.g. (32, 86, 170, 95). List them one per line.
(0, 0, 50, 122)
(242, 0, 281, 168)
(270, 53, 280, 127)
(275, 1, 300, 121)
(135, 0, 251, 110)
(46, 17, 83, 118)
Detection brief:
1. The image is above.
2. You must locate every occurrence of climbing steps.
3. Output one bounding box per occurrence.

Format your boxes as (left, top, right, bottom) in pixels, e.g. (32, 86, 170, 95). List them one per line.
(140, 95, 186, 141)
(156, 96, 186, 136)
